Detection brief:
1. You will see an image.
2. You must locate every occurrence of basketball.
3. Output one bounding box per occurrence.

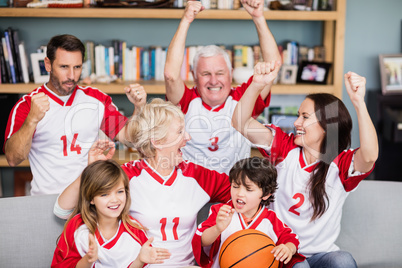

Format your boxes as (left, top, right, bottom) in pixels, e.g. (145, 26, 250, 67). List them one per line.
(219, 229, 279, 268)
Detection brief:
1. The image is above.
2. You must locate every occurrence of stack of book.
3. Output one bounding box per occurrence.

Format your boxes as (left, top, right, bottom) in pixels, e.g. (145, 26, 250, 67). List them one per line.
(82, 42, 263, 84)
(0, 27, 30, 84)
(279, 41, 326, 66)
(82, 40, 167, 83)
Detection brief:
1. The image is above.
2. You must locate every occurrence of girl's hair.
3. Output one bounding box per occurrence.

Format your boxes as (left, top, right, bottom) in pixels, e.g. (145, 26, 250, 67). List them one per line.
(58, 160, 143, 259)
(229, 157, 278, 206)
(305, 93, 352, 221)
(125, 98, 184, 158)
(192, 45, 232, 78)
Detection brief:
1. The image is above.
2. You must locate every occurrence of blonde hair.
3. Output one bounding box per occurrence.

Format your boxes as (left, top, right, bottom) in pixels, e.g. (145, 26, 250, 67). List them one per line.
(125, 98, 185, 158)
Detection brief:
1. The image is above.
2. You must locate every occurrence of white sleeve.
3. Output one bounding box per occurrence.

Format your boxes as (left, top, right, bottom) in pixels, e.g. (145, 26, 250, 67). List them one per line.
(348, 152, 364, 177)
(53, 195, 74, 220)
(254, 125, 276, 153)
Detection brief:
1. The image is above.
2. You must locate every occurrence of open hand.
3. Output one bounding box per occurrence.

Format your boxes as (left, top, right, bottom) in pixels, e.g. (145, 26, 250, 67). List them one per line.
(88, 140, 115, 165)
(87, 233, 98, 263)
(271, 243, 293, 264)
(138, 237, 171, 264)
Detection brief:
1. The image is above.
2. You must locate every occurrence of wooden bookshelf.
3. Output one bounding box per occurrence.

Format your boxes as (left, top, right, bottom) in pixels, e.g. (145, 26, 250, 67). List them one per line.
(0, 148, 263, 167)
(0, 82, 336, 95)
(0, 0, 346, 98)
(0, 8, 339, 21)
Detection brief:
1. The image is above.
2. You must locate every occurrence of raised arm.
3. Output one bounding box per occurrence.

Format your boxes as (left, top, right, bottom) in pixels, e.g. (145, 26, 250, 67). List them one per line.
(241, 0, 281, 100)
(232, 62, 280, 146)
(164, 0, 204, 105)
(344, 72, 378, 173)
(5, 93, 49, 166)
(115, 84, 147, 143)
(201, 205, 234, 247)
(56, 140, 116, 212)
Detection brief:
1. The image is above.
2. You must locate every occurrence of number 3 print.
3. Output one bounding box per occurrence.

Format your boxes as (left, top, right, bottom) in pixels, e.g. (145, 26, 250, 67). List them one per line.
(208, 137, 219, 152)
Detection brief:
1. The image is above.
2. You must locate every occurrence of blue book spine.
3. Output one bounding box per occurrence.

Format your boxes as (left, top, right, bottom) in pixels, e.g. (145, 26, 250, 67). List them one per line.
(4, 31, 16, 83)
(142, 50, 150, 80)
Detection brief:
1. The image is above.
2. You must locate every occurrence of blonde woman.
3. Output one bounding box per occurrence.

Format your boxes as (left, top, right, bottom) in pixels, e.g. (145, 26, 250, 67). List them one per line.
(55, 99, 231, 267)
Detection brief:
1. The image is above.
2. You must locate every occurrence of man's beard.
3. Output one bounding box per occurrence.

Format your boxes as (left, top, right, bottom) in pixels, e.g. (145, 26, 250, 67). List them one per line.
(49, 74, 78, 96)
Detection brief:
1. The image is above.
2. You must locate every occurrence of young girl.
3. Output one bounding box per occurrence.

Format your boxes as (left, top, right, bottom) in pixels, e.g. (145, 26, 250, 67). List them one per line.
(232, 62, 378, 267)
(192, 157, 305, 268)
(51, 160, 171, 268)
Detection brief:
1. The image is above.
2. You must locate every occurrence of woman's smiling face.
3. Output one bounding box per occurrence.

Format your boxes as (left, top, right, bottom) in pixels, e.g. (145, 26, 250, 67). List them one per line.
(293, 98, 325, 155)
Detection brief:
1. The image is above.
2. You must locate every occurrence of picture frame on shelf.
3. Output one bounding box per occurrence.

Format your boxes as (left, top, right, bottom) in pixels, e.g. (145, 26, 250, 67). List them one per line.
(296, 61, 331, 85)
(280, 65, 298, 84)
(30, 52, 49, 84)
(379, 54, 402, 95)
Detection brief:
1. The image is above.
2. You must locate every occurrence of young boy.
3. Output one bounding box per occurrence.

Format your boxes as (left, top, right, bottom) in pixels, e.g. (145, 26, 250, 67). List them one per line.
(192, 157, 305, 268)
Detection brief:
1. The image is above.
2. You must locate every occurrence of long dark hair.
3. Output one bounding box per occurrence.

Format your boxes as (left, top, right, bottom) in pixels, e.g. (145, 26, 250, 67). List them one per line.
(306, 93, 352, 221)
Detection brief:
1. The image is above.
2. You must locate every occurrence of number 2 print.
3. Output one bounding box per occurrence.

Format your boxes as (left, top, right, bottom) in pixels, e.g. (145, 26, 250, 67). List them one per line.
(289, 193, 304, 216)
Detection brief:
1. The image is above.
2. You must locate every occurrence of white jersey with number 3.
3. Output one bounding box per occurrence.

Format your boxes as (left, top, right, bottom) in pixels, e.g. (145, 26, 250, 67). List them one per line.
(175, 77, 270, 174)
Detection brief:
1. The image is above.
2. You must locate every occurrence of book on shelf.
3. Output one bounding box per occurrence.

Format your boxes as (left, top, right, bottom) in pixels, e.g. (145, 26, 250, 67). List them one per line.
(281, 40, 299, 66)
(3, 31, 17, 84)
(0, 37, 11, 83)
(76, 42, 279, 84)
(7, 28, 24, 83)
(121, 41, 127, 81)
(18, 42, 29, 84)
(0, 45, 7, 84)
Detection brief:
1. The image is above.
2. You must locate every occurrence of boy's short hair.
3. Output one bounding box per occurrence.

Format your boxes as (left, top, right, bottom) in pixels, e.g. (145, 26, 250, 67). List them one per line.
(229, 157, 278, 206)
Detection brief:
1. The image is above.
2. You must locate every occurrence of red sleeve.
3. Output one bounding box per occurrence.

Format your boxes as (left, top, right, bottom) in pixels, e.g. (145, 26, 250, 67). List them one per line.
(192, 203, 225, 268)
(100, 94, 128, 140)
(175, 83, 199, 114)
(127, 216, 149, 245)
(51, 215, 84, 268)
(179, 161, 231, 203)
(3, 89, 40, 152)
(126, 216, 149, 268)
(230, 76, 271, 118)
(264, 209, 300, 249)
(334, 148, 374, 192)
(121, 160, 145, 181)
(81, 87, 127, 140)
(263, 209, 306, 268)
(258, 125, 298, 166)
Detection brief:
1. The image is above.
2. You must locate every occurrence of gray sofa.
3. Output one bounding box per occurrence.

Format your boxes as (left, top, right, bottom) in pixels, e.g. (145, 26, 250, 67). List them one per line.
(0, 180, 401, 268)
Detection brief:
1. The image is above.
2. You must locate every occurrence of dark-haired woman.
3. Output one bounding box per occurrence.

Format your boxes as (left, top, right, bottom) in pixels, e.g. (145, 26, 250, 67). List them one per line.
(232, 62, 378, 268)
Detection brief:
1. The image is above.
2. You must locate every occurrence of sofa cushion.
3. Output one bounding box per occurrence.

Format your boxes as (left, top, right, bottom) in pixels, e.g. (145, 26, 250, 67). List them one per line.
(0, 194, 65, 268)
(336, 180, 402, 268)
